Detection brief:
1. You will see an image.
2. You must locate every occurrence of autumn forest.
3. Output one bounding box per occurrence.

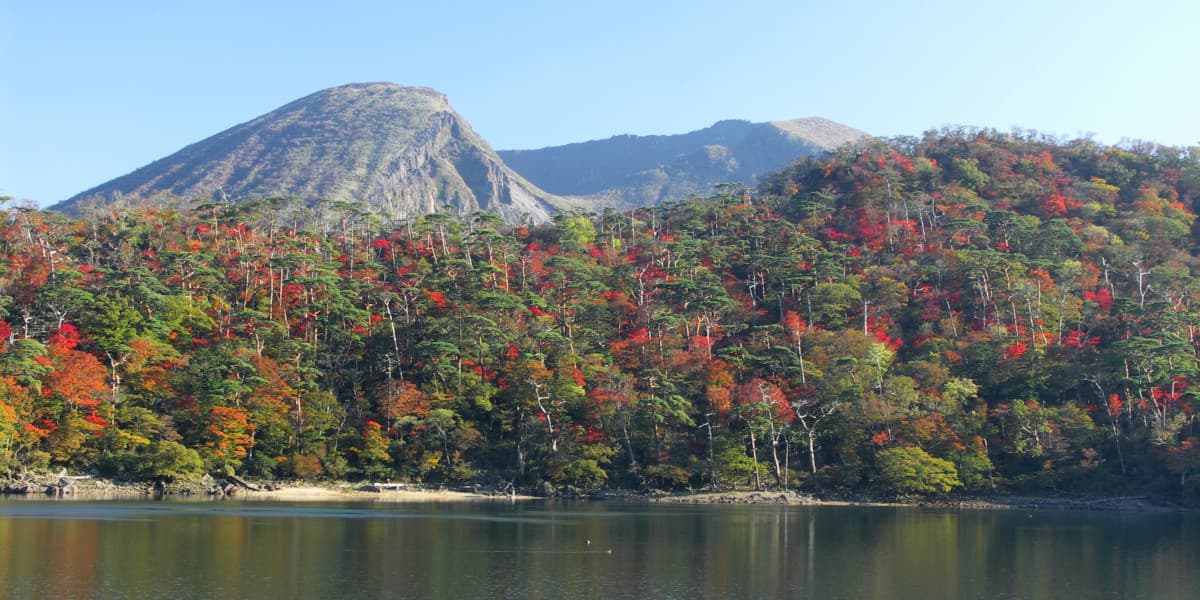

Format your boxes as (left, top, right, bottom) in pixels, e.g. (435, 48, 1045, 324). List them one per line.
(3, 129, 1200, 502)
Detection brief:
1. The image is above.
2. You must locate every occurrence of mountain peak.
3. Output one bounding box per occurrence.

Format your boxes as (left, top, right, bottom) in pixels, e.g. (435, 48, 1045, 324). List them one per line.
(767, 117, 866, 147)
(57, 83, 563, 222)
(303, 82, 448, 105)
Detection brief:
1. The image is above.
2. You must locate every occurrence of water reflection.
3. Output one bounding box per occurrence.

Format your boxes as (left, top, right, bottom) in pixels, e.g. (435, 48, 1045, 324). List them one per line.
(0, 500, 1196, 599)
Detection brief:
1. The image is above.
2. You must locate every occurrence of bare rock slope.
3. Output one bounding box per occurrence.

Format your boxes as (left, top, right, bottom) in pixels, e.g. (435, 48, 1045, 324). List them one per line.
(59, 83, 565, 223)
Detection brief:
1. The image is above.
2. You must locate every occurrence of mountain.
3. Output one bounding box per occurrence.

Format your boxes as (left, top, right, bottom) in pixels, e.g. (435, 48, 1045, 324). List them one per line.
(56, 83, 866, 221)
(57, 83, 567, 223)
(498, 117, 867, 209)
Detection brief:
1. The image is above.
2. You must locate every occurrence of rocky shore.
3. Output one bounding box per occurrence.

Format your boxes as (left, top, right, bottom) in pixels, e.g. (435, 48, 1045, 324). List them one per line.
(0, 473, 1187, 511)
(646, 489, 1183, 511)
(0, 473, 532, 502)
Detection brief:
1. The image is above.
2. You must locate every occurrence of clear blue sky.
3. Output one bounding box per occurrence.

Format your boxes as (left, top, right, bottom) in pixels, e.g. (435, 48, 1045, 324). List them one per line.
(3, 0, 1198, 206)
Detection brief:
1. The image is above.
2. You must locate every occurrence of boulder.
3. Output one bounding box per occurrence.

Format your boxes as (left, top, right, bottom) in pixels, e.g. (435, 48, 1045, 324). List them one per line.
(536, 481, 556, 497)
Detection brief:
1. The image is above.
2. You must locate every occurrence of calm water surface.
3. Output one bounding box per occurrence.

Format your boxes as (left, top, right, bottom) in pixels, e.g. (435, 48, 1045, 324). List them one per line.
(0, 498, 1196, 599)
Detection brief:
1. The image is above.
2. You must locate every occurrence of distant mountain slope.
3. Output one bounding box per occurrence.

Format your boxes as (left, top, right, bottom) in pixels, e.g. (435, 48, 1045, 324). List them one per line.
(57, 83, 567, 223)
(499, 118, 867, 208)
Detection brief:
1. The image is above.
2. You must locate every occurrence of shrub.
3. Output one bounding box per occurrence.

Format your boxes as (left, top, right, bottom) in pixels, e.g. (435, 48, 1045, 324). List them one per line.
(144, 440, 203, 480)
(875, 446, 962, 495)
(280, 453, 324, 479)
(714, 443, 759, 487)
(643, 463, 691, 490)
(558, 458, 608, 490)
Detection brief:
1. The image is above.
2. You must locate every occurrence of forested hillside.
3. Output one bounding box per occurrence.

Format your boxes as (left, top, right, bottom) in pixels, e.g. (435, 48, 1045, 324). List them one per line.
(4, 129, 1200, 501)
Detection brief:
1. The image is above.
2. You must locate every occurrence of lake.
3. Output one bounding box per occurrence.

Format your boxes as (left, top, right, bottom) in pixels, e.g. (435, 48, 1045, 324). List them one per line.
(1, 498, 1197, 599)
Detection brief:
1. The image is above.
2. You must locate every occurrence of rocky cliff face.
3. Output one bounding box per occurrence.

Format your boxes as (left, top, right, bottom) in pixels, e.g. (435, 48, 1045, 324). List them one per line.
(58, 83, 565, 223)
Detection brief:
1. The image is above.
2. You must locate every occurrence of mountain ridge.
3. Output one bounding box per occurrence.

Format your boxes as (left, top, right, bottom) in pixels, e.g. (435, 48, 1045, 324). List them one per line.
(56, 83, 866, 220)
(498, 117, 866, 208)
(58, 83, 567, 223)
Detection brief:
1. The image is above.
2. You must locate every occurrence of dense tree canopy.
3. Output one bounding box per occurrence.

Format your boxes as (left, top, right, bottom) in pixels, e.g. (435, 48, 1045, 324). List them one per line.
(3, 129, 1200, 502)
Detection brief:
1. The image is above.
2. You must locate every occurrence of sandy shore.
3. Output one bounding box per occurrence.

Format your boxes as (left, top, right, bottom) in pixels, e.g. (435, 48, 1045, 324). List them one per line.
(248, 485, 534, 502)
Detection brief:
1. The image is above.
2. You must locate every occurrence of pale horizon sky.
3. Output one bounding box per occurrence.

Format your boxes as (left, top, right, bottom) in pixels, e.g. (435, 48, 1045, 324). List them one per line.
(3, 0, 1199, 207)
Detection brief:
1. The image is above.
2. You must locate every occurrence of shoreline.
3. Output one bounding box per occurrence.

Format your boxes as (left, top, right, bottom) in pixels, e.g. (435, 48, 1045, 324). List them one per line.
(1, 475, 536, 503)
(1, 475, 1189, 511)
(643, 489, 1186, 512)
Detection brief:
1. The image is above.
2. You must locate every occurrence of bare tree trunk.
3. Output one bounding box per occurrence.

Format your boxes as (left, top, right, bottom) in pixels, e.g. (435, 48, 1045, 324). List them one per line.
(616, 400, 638, 474)
(748, 433, 762, 490)
(769, 424, 784, 488)
(807, 431, 819, 490)
(783, 437, 791, 490)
